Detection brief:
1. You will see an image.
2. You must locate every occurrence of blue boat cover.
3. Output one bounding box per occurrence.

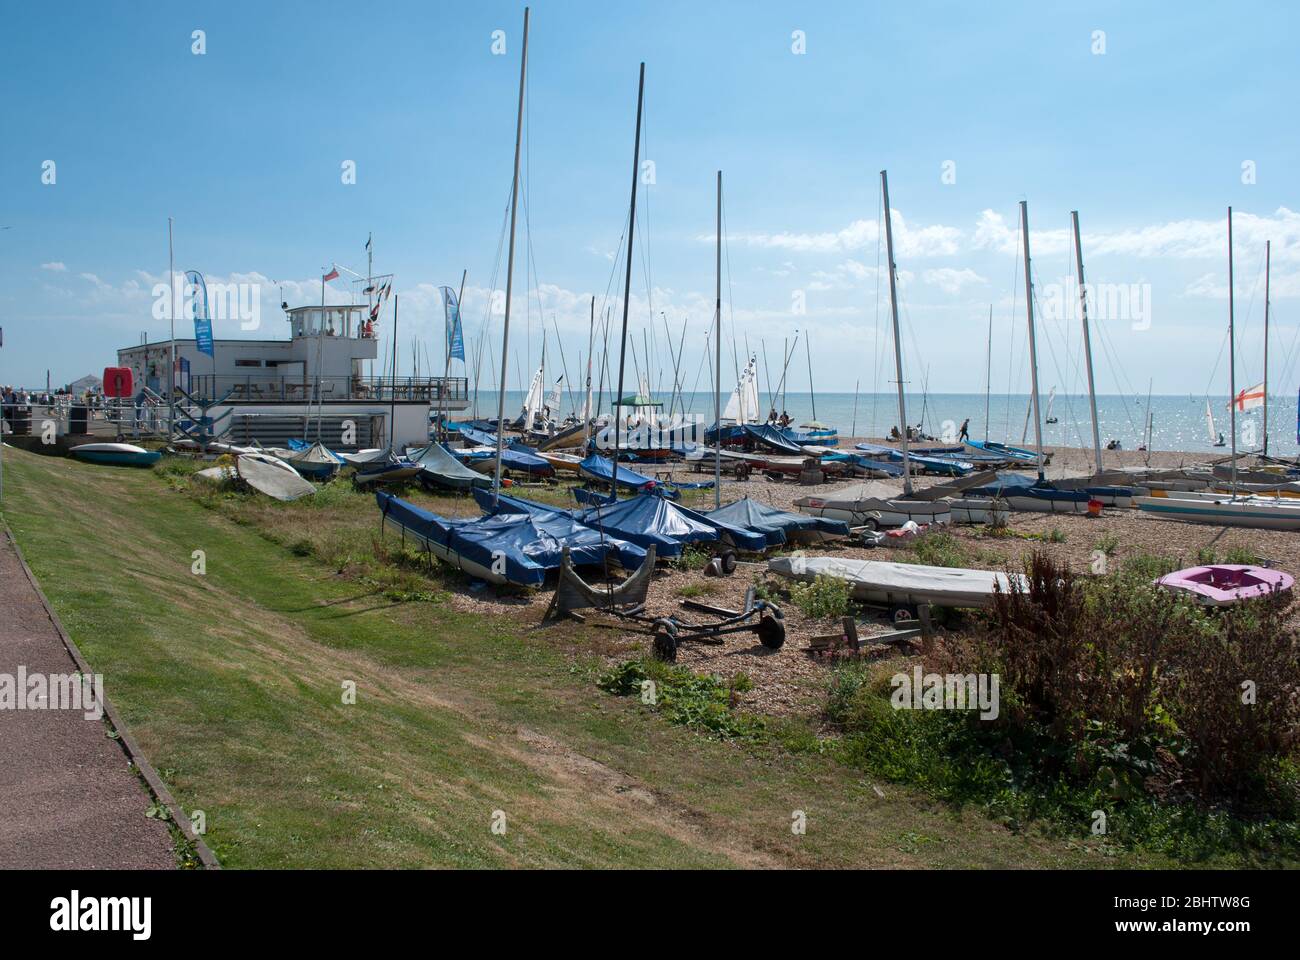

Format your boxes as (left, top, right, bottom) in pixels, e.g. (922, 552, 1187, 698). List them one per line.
(578, 453, 662, 492)
(705, 497, 849, 546)
(742, 423, 805, 455)
(477, 489, 702, 558)
(454, 445, 555, 477)
(457, 425, 501, 447)
(377, 491, 644, 585)
(967, 472, 1090, 502)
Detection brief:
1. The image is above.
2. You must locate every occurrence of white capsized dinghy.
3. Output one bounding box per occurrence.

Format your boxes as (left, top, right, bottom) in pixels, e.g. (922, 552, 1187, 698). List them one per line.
(236, 454, 316, 501)
(768, 555, 1025, 608)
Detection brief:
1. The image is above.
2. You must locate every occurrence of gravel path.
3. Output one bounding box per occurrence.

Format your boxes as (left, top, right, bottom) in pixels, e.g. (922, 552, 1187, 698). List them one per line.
(0, 529, 175, 869)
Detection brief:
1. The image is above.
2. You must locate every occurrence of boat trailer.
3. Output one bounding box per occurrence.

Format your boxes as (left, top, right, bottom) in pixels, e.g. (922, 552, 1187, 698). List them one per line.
(542, 545, 786, 662)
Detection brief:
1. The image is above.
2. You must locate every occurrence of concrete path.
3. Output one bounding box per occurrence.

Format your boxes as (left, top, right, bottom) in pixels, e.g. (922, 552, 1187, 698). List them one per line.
(0, 529, 175, 869)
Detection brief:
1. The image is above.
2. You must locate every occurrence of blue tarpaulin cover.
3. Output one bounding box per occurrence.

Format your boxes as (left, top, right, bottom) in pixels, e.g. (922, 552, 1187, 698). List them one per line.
(578, 453, 663, 493)
(706, 497, 849, 545)
(377, 491, 644, 585)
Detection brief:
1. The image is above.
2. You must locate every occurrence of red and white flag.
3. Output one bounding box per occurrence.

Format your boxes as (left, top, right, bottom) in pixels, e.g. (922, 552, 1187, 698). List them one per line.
(1229, 382, 1265, 412)
(322, 266, 339, 282)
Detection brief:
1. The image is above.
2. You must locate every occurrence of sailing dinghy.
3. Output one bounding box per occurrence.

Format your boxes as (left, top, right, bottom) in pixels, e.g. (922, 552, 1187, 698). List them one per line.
(68, 442, 162, 467)
(768, 555, 1026, 609)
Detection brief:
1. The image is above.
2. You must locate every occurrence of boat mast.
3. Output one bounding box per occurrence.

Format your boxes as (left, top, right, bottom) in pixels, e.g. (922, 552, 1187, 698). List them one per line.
(880, 170, 911, 496)
(805, 335, 817, 422)
(1263, 239, 1271, 458)
(1019, 201, 1046, 482)
(389, 295, 399, 448)
(1228, 205, 1238, 492)
(491, 6, 529, 504)
(714, 169, 722, 508)
(983, 304, 992, 442)
(583, 295, 595, 445)
(1072, 211, 1103, 475)
(611, 62, 646, 502)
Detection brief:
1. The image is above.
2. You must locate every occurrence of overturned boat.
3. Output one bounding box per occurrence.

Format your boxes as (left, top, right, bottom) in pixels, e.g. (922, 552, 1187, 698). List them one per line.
(795, 480, 952, 529)
(768, 555, 1026, 609)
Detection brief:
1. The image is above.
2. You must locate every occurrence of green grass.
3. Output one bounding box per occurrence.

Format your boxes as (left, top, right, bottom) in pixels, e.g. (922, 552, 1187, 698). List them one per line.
(0, 448, 1169, 868)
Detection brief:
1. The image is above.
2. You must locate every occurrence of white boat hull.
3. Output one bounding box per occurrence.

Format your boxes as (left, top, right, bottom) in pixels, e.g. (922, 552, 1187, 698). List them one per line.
(797, 497, 951, 529)
(768, 556, 1024, 609)
(1134, 495, 1300, 531)
(381, 513, 506, 584)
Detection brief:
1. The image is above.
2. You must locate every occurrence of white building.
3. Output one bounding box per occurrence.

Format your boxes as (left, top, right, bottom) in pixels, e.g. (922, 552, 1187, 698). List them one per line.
(117, 304, 467, 450)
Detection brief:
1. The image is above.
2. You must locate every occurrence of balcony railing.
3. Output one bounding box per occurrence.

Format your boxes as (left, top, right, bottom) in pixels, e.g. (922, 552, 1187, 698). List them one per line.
(184, 375, 469, 403)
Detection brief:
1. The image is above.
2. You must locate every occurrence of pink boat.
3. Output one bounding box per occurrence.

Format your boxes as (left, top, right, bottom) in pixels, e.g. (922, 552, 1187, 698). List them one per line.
(1154, 564, 1294, 606)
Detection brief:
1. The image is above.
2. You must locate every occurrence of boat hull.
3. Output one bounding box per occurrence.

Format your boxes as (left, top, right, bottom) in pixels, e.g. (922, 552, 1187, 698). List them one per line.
(1134, 495, 1300, 531)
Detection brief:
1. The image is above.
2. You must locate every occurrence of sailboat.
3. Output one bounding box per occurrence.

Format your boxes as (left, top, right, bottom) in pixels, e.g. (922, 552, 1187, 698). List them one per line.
(1136, 209, 1300, 529)
(1207, 399, 1226, 447)
(968, 203, 1093, 514)
(795, 171, 951, 529)
(1044, 386, 1058, 424)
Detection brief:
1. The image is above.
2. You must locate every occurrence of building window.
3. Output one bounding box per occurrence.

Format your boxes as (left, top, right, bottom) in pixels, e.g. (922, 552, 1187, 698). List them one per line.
(235, 359, 263, 368)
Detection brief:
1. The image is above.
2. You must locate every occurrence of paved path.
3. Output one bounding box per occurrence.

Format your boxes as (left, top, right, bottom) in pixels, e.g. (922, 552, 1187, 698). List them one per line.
(0, 529, 175, 869)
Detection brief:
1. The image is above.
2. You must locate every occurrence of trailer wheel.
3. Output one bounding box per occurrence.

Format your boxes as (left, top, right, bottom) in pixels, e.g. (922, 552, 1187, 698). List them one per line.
(756, 606, 786, 650)
(860, 517, 879, 532)
(652, 620, 679, 662)
(720, 550, 737, 575)
(891, 605, 918, 625)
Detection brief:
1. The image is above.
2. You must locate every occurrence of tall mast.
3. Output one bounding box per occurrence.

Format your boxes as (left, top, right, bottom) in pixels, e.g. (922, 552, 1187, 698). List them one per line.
(983, 304, 992, 442)
(880, 170, 911, 495)
(583, 296, 595, 444)
(1228, 206, 1237, 491)
(1072, 211, 1103, 475)
(805, 334, 817, 422)
(491, 6, 529, 503)
(1263, 239, 1271, 458)
(714, 170, 722, 508)
(611, 62, 646, 501)
(1020, 200, 1046, 482)
(389, 295, 399, 448)
(167, 217, 175, 424)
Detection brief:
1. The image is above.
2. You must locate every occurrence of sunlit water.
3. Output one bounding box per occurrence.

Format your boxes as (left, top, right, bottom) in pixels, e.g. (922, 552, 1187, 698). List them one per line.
(467, 390, 1297, 456)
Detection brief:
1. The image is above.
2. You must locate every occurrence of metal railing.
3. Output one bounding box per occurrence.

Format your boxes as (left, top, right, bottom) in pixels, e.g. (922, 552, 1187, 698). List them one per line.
(185, 375, 468, 403)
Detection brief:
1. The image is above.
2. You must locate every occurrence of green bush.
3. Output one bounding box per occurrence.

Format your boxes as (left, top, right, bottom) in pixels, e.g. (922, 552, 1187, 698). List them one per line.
(788, 574, 852, 620)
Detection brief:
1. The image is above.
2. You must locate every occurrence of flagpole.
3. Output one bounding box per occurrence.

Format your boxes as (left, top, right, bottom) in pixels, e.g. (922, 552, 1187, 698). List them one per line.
(168, 217, 175, 434)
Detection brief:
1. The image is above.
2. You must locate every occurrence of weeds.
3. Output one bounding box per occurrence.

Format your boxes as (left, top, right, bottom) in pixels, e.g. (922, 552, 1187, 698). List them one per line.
(788, 574, 852, 620)
(598, 659, 766, 741)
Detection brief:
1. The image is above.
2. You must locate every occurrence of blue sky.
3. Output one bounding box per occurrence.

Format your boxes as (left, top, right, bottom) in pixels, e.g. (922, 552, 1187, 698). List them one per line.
(2, 0, 1297, 398)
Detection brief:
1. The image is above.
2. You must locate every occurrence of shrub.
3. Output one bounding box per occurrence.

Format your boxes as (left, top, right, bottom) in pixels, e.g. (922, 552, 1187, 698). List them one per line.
(788, 574, 852, 620)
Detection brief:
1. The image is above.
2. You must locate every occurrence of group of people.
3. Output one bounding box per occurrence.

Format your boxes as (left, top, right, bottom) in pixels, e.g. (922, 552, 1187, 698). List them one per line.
(766, 409, 792, 428)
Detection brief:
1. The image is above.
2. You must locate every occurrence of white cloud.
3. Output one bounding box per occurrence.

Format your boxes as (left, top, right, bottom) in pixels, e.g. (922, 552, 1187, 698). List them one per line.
(922, 267, 986, 295)
(41, 261, 67, 272)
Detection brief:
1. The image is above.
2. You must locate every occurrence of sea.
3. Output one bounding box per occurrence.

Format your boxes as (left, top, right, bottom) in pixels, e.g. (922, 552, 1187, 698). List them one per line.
(464, 390, 1300, 457)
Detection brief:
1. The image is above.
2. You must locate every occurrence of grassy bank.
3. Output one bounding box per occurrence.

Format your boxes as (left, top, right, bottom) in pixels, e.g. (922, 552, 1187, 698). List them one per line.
(1, 447, 1163, 868)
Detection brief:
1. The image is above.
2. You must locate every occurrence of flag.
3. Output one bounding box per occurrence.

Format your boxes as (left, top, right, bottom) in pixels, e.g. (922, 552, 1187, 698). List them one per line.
(1229, 382, 1265, 412)
(440, 285, 464, 361)
(368, 278, 392, 321)
(322, 266, 339, 282)
(365, 234, 371, 252)
(185, 270, 214, 357)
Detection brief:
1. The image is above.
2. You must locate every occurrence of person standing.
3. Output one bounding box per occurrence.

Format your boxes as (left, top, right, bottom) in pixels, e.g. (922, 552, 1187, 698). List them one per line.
(958, 417, 970, 442)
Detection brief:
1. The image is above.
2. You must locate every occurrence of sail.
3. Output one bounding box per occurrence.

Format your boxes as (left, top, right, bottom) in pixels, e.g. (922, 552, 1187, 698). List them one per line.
(1205, 400, 1217, 443)
(1046, 386, 1056, 420)
(723, 356, 760, 424)
(546, 376, 563, 416)
(520, 365, 544, 429)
